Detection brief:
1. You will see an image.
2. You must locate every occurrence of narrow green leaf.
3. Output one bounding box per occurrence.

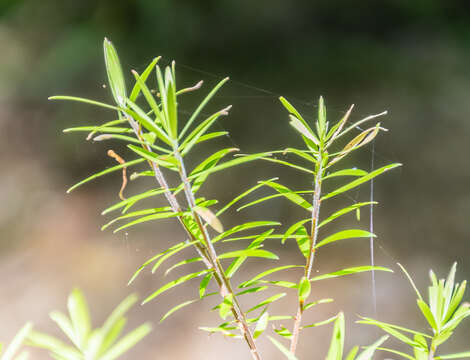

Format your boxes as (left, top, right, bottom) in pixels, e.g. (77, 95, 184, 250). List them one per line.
(247, 293, 286, 313)
(302, 315, 338, 329)
(131, 69, 163, 122)
(27, 332, 81, 360)
(49, 95, 121, 111)
(129, 57, 160, 102)
(67, 289, 90, 349)
(239, 265, 303, 288)
(268, 336, 298, 360)
(49, 312, 78, 348)
(323, 169, 368, 180)
(282, 219, 309, 244)
(151, 240, 198, 274)
(160, 299, 199, 323)
(219, 249, 278, 260)
(63, 125, 131, 135)
(100, 294, 138, 342)
(322, 164, 402, 201)
(397, 263, 423, 301)
(103, 38, 127, 108)
(99, 323, 152, 360)
(254, 312, 269, 339)
(345, 346, 359, 360)
(326, 313, 344, 360)
(219, 294, 234, 320)
(304, 298, 334, 311)
(102, 188, 170, 215)
(113, 211, 181, 233)
(180, 108, 230, 155)
(261, 156, 314, 174)
(315, 230, 374, 249)
(67, 159, 145, 193)
(212, 221, 280, 243)
(179, 77, 230, 139)
(357, 316, 431, 338)
(128, 241, 187, 285)
(127, 145, 178, 170)
(187, 152, 272, 180)
(199, 272, 213, 298)
(102, 207, 172, 231)
(298, 277, 311, 303)
(124, 99, 172, 146)
(310, 266, 392, 282)
(261, 180, 312, 211)
(319, 202, 376, 228)
(417, 299, 438, 331)
(142, 270, 209, 304)
(2, 323, 32, 360)
(355, 335, 389, 360)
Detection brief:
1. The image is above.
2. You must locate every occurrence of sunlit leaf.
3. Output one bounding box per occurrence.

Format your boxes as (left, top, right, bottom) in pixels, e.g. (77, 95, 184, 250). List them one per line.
(67, 159, 145, 193)
(142, 269, 210, 304)
(239, 265, 303, 288)
(322, 164, 401, 200)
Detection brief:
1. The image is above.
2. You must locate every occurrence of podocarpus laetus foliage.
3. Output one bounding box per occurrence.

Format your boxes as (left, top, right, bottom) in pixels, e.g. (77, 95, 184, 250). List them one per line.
(48, 38, 470, 360)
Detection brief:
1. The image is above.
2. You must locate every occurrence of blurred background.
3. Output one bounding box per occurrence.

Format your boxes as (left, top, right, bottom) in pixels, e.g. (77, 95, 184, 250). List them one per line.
(1, 0, 470, 358)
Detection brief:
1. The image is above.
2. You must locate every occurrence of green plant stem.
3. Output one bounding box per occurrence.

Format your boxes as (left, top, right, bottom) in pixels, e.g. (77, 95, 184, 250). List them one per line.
(290, 151, 324, 355)
(173, 148, 262, 360)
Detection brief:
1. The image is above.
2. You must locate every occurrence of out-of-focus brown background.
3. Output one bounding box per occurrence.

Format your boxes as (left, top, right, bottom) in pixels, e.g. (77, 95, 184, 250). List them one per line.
(1, 1, 469, 359)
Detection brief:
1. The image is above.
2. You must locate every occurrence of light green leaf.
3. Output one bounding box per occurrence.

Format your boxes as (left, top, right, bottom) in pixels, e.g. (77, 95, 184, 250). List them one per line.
(127, 145, 177, 170)
(213, 221, 280, 243)
(2, 323, 32, 360)
(298, 276, 311, 303)
(67, 158, 145, 193)
(199, 272, 213, 298)
(179, 77, 229, 139)
(254, 312, 269, 339)
(239, 265, 303, 288)
(326, 313, 344, 360)
(304, 298, 334, 311)
(282, 219, 310, 244)
(315, 230, 374, 249)
(180, 108, 230, 155)
(102, 188, 170, 215)
(219, 294, 234, 320)
(187, 152, 272, 180)
(302, 315, 338, 329)
(323, 169, 368, 180)
(322, 163, 402, 201)
(142, 269, 209, 304)
(48, 95, 121, 111)
(49, 312, 78, 348)
(113, 211, 181, 233)
(219, 249, 278, 260)
(261, 181, 312, 211)
(310, 266, 392, 282)
(417, 299, 438, 331)
(247, 293, 286, 314)
(268, 336, 298, 360)
(319, 202, 376, 228)
(67, 289, 90, 349)
(103, 38, 127, 108)
(160, 299, 199, 323)
(355, 335, 389, 360)
(129, 57, 161, 102)
(99, 323, 152, 360)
